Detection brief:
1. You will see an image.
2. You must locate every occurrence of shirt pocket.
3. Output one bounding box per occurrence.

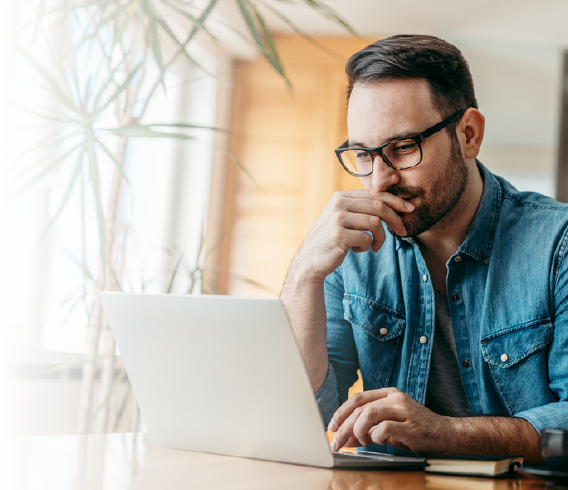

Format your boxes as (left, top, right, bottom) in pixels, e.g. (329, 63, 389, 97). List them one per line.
(343, 294, 405, 388)
(481, 319, 554, 415)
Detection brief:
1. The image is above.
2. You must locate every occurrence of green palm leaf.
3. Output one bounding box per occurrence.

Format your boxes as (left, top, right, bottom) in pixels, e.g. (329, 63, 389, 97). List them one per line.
(107, 123, 197, 139)
(91, 47, 137, 114)
(160, 0, 219, 45)
(112, 5, 136, 47)
(144, 0, 166, 90)
(235, 0, 289, 84)
(257, 0, 343, 59)
(10, 102, 72, 125)
(14, 40, 82, 115)
(11, 128, 77, 172)
(93, 62, 142, 117)
(95, 137, 131, 185)
(148, 122, 228, 131)
(2, 146, 58, 192)
(302, 0, 357, 37)
(31, 0, 48, 42)
(62, 249, 95, 282)
(165, 249, 187, 294)
(154, 16, 212, 75)
(85, 129, 107, 269)
(32, 20, 66, 90)
(12, 142, 83, 197)
(252, 2, 285, 77)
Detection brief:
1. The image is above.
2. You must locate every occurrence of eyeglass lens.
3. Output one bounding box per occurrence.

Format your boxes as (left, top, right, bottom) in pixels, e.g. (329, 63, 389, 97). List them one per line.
(340, 138, 420, 175)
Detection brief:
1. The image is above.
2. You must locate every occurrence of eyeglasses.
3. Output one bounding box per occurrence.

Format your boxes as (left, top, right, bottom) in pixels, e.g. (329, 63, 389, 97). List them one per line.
(334, 110, 466, 177)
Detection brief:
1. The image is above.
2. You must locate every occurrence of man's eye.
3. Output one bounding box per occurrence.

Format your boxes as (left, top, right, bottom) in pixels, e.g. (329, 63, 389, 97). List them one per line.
(355, 151, 372, 160)
(392, 140, 418, 153)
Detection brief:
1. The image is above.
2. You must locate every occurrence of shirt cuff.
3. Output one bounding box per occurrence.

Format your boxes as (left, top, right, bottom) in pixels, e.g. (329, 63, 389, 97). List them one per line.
(314, 363, 340, 428)
(515, 401, 568, 433)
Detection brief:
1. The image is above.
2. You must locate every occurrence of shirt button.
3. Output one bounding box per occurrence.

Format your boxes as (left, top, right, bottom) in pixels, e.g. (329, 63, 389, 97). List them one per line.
(454, 255, 462, 263)
(419, 336, 428, 344)
(422, 274, 428, 282)
(500, 353, 509, 363)
(379, 328, 388, 336)
(462, 360, 470, 368)
(452, 293, 460, 302)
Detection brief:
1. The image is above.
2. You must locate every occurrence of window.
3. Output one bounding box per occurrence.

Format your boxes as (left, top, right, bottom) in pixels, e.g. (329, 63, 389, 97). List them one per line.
(2, 12, 230, 352)
(2, 0, 49, 341)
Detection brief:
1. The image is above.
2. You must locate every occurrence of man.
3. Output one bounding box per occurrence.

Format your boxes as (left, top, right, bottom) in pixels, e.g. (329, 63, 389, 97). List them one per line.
(280, 34, 568, 464)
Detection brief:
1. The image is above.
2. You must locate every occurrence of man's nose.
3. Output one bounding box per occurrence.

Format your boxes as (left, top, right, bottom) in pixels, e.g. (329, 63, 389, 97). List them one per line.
(371, 155, 400, 191)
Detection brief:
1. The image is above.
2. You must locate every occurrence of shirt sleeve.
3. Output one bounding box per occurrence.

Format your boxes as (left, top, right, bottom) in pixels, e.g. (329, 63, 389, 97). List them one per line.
(315, 265, 360, 427)
(515, 227, 568, 432)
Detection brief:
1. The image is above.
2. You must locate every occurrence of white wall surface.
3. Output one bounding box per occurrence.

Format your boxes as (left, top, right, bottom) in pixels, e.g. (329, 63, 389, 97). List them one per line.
(458, 40, 560, 197)
(5, 378, 141, 435)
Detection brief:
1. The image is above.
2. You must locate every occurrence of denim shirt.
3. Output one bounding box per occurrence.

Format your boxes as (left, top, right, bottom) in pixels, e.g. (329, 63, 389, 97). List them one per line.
(317, 161, 568, 452)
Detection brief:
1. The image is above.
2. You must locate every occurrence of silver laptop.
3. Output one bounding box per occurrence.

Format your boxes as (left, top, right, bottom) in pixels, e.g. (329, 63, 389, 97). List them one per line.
(100, 292, 424, 469)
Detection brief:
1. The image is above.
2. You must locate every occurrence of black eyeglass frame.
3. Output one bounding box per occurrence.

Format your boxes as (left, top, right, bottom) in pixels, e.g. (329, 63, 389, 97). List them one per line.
(334, 109, 467, 176)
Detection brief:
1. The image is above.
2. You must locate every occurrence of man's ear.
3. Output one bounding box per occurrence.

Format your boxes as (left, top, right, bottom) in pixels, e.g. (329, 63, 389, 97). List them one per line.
(459, 108, 485, 159)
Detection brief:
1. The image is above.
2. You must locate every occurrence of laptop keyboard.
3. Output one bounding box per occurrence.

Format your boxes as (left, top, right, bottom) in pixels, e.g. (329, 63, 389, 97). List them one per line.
(333, 451, 397, 462)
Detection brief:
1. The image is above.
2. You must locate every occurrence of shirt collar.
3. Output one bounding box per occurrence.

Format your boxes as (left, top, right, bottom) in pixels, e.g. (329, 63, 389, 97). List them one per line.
(457, 160, 501, 264)
(396, 160, 501, 264)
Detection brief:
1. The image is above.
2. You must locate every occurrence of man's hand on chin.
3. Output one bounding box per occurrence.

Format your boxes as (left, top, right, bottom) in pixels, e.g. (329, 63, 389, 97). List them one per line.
(327, 387, 451, 454)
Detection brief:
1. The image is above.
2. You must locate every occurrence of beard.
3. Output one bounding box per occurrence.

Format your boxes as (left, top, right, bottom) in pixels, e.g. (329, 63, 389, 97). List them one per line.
(387, 136, 468, 238)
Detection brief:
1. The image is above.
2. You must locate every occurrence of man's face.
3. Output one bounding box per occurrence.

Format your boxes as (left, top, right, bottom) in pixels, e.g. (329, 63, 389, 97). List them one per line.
(347, 79, 468, 237)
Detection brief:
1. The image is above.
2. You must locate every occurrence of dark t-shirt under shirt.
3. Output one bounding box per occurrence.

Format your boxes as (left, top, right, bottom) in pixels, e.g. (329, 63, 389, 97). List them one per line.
(424, 290, 471, 417)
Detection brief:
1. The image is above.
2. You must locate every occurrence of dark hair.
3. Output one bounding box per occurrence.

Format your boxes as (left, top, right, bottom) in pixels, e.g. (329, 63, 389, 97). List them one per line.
(346, 34, 478, 120)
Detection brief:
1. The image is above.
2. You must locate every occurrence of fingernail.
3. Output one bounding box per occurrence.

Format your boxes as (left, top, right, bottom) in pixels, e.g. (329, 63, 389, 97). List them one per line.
(330, 440, 338, 451)
(400, 226, 407, 236)
(328, 420, 337, 432)
(405, 201, 415, 211)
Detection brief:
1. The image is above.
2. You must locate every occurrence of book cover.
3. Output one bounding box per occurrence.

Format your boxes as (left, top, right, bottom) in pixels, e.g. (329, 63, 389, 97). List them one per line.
(424, 455, 524, 477)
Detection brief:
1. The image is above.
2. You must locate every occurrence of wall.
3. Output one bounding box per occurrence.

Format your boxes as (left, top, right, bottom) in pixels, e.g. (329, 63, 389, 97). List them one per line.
(218, 36, 372, 296)
(460, 39, 560, 197)
(2, 379, 138, 436)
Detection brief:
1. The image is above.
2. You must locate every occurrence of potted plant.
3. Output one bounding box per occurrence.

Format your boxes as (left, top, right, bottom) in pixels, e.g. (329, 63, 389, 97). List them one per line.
(11, 0, 353, 433)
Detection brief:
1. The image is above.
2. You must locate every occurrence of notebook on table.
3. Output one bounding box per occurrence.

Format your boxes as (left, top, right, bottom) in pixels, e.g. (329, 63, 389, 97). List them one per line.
(424, 454, 523, 476)
(100, 293, 425, 469)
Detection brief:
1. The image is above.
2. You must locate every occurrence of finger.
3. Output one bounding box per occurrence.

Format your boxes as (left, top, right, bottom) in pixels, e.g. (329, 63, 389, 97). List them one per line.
(352, 407, 383, 447)
(330, 192, 408, 237)
(343, 436, 362, 448)
(332, 204, 390, 248)
(348, 191, 414, 215)
(332, 399, 405, 450)
(344, 199, 407, 237)
(369, 190, 416, 214)
(353, 403, 408, 447)
(369, 420, 409, 448)
(341, 229, 374, 254)
(339, 190, 416, 214)
(339, 214, 388, 249)
(330, 435, 363, 451)
(370, 226, 386, 253)
(331, 405, 364, 450)
(328, 388, 399, 432)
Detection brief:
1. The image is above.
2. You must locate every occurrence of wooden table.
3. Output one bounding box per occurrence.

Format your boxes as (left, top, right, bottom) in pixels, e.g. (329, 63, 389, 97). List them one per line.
(2, 433, 553, 490)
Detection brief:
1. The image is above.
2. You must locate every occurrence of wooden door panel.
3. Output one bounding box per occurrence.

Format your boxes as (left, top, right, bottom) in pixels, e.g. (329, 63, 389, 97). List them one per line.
(218, 36, 374, 296)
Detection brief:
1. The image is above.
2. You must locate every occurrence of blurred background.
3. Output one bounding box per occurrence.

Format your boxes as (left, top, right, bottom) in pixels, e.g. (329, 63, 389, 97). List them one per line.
(2, 0, 568, 437)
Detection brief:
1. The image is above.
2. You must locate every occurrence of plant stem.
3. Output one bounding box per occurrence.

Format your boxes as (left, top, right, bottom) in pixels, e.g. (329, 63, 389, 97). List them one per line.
(77, 133, 129, 433)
